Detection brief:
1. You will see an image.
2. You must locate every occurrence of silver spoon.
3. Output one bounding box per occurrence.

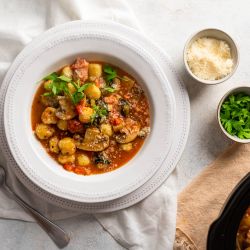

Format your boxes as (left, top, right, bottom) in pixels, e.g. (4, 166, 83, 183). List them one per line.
(0, 165, 70, 248)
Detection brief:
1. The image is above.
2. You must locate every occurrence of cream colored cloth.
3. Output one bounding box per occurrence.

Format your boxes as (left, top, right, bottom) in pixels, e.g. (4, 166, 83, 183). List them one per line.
(174, 143, 250, 250)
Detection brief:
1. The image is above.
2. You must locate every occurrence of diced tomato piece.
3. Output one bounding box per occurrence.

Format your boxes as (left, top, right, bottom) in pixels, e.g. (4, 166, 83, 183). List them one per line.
(79, 98, 86, 106)
(109, 111, 123, 125)
(76, 104, 83, 114)
(84, 168, 92, 175)
(74, 167, 86, 175)
(68, 119, 84, 133)
(76, 99, 87, 114)
(124, 93, 132, 99)
(111, 117, 123, 126)
(63, 164, 75, 172)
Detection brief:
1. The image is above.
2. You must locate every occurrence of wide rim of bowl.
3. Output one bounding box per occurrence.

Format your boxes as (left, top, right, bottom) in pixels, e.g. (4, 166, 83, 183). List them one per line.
(183, 28, 239, 85)
(217, 86, 250, 143)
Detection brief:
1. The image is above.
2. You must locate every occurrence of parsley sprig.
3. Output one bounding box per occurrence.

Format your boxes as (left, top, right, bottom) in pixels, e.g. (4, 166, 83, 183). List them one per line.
(220, 92, 250, 139)
(103, 65, 128, 92)
(42, 72, 92, 105)
(70, 81, 92, 104)
(44, 72, 59, 81)
(43, 73, 70, 96)
(103, 65, 117, 84)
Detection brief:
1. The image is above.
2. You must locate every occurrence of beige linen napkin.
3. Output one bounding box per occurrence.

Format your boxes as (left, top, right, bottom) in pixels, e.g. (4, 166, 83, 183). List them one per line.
(174, 143, 250, 250)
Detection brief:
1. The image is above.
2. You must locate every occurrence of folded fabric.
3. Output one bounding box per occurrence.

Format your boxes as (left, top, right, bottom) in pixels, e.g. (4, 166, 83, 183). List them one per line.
(174, 143, 250, 250)
(96, 173, 177, 250)
(0, 0, 178, 249)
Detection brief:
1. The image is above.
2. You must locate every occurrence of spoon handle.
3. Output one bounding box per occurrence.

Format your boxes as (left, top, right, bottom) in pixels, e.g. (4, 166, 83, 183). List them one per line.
(4, 185, 70, 248)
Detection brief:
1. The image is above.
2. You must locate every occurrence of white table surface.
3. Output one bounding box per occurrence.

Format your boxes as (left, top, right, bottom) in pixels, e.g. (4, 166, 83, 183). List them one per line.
(1, 0, 248, 249)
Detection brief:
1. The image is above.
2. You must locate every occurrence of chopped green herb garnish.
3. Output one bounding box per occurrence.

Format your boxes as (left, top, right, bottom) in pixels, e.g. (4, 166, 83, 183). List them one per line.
(71, 92, 84, 104)
(43, 72, 59, 81)
(42, 72, 93, 105)
(103, 65, 129, 85)
(78, 83, 92, 92)
(104, 87, 116, 93)
(104, 65, 117, 84)
(58, 75, 72, 82)
(42, 92, 53, 97)
(220, 92, 250, 139)
(43, 80, 68, 96)
(70, 82, 92, 104)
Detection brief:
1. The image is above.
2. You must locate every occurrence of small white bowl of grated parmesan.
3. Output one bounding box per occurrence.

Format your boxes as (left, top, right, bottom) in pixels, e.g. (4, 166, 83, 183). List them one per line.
(184, 28, 239, 84)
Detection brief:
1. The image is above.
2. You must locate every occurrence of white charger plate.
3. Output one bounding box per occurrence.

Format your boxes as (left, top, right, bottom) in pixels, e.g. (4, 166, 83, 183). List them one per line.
(1, 21, 190, 211)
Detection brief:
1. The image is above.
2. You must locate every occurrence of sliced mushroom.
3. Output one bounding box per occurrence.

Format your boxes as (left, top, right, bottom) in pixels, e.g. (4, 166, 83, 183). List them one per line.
(115, 131, 138, 144)
(76, 128, 109, 151)
(55, 96, 77, 120)
(115, 118, 140, 144)
(40, 95, 59, 108)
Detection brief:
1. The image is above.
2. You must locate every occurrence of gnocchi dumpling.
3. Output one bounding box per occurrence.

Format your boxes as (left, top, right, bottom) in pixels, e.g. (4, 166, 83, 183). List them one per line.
(58, 137, 76, 155)
(41, 107, 58, 124)
(79, 107, 94, 123)
(88, 63, 102, 78)
(58, 154, 75, 164)
(77, 154, 90, 166)
(49, 136, 59, 153)
(57, 120, 68, 131)
(35, 124, 54, 140)
(84, 85, 101, 99)
(100, 123, 113, 137)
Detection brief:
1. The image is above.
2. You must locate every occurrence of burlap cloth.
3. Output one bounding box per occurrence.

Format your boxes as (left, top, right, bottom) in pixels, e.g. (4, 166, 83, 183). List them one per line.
(174, 143, 250, 250)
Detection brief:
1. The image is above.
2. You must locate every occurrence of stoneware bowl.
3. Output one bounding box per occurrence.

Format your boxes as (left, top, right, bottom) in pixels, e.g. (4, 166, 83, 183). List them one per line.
(217, 86, 250, 143)
(183, 28, 239, 85)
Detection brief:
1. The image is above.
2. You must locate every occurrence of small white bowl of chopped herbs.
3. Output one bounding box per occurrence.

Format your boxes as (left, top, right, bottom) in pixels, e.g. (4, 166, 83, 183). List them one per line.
(218, 87, 250, 143)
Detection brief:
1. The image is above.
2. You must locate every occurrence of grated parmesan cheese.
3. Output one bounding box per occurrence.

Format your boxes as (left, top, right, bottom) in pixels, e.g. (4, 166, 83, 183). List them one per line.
(186, 37, 234, 81)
